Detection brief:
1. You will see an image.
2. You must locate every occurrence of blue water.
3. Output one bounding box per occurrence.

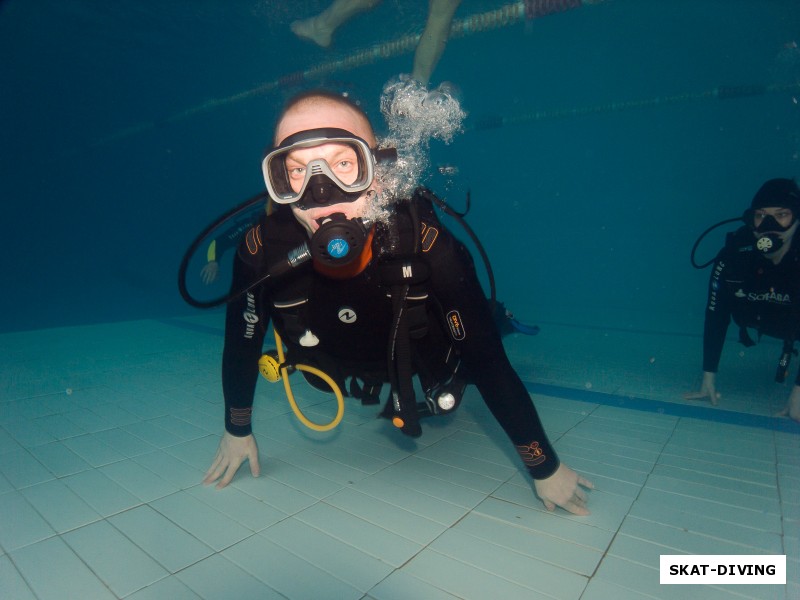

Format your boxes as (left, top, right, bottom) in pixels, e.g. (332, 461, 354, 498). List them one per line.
(1, 0, 799, 334)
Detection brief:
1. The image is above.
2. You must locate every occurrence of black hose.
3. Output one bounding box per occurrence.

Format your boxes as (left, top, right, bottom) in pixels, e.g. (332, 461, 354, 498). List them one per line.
(690, 217, 743, 269)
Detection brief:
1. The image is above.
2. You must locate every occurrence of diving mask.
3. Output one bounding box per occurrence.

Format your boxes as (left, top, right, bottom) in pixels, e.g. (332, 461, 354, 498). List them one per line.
(752, 214, 797, 255)
(262, 128, 396, 210)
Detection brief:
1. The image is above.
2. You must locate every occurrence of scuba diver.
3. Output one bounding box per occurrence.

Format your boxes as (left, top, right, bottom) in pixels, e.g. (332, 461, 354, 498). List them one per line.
(685, 178, 800, 423)
(199, 90, 593, 515)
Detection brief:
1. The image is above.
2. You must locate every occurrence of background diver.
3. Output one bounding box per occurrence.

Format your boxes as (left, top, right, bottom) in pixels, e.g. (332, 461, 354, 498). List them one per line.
(685, 177, 800, 422)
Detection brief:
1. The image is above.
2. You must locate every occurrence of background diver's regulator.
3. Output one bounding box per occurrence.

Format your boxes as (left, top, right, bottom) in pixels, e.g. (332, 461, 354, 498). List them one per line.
(776, 347, 796, 383)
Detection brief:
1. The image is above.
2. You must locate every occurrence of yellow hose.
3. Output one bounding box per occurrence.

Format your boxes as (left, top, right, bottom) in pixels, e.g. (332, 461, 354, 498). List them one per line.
(274, 329, 345, 431)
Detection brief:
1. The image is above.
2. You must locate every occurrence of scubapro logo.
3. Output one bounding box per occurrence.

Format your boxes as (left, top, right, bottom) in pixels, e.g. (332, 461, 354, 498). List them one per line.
(328, 238, 349, 259)
(748, 291, 790, 304)
(338, 307, 357, 324)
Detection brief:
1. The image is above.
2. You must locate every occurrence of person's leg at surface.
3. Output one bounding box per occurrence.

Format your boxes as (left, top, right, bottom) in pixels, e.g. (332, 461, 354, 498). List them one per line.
(411, 0, 462, 86)
(291, 0, 382, 48)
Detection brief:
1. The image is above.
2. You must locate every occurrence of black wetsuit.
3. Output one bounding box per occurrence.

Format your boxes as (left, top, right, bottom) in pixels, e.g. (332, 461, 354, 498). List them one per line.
(703, 227, 800, 383)
(207, 211, 262, 264)
(222, 198, 560, 479)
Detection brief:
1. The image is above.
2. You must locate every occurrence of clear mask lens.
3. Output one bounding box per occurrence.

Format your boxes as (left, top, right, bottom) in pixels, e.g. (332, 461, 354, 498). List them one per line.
(263, 130, 375, 205)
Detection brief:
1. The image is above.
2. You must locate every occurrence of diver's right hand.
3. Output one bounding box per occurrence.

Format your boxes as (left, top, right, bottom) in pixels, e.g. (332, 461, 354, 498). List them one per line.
(203, 431, 260, 489)
(684, 371, 719, 406)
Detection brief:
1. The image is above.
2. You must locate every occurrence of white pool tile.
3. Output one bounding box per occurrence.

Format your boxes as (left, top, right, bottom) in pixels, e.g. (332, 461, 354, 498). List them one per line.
(416, 442, 518, 479)
(34, 413, 87, 440)
(62, 432, 127, 467)
(88, 400, 142, 427)
(368, 570, 462, 600)
(0, 554, 37, 600)
(259, 456, 345, 499)
(27, 440, 91, 477)
(133, 449, 205, 489)
(635, 487, 782, 534)
(92, 427, 158, 457)
(390, 455, 504, 494)
(452, 512, 603, 576)
(176, 553, 285, 599)
(295, 501, 422, 567)
(350, 475, 470, 526)
(224, 534, 363, 599)
(63, 407, 115, 433)
(368, 462, 489, 509)
(0, 426, 22, 455)
(645, 472, 781, 514)
(123, 419, 185, 448)
(10, 536, 115, 600)
(0, 448, 54, 489)
(473, 496, 614, 551)
(147, 414, 210, 441)
(62, 468, 142, 516)
(620, 506, 782, 554)
(109, 505, 214, 573)
(262, 517, 394, 591)
(0, 491, 56, 551)
(324, 487, 448, 545)
(231, 471, 319, 515)
(123, 574, 203, 599)
(403, 547, 557, 600)
(0, 472, 12, 495)
(150, 490, 253, 551)
(186, 483, 287, 532)
(100, 457, 180, 502)
(63, 520, 168, 597)
(276, 446, 373, 485)
(19, 478, 101, 533)
(432, 527, 588, 599)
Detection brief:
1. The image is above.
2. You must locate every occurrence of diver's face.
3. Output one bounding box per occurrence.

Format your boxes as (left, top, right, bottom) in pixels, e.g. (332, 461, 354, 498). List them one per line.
(753, 207, 794, 232)
(276, 102, 377, 236)
(284, 142, 361, 193)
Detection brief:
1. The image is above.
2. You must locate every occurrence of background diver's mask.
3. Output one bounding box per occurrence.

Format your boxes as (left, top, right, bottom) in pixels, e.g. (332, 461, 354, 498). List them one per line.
(745, 210, 797, 255)
(754, 222, 798, 255)
(262, 127, 397, 210)
(745, 177, 800, 255)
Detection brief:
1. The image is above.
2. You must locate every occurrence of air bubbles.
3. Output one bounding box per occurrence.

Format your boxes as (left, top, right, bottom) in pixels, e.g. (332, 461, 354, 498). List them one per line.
(376, 75, 467, 203)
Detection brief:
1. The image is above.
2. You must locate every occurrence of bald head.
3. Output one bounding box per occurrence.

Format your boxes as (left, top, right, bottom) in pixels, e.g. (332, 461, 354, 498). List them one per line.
(275, 93, 376, 147)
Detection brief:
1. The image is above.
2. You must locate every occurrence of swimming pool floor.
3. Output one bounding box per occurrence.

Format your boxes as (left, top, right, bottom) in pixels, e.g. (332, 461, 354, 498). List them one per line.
(0, 315, 797, 599)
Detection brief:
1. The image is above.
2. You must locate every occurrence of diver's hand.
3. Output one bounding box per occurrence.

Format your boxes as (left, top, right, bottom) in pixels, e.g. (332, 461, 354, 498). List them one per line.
(203, 431, 260, 489)
(201, 261, 219, 285)
(684, 371, 719, 406)
(775, 384, 800, 422)
(533, 463, 593, 516)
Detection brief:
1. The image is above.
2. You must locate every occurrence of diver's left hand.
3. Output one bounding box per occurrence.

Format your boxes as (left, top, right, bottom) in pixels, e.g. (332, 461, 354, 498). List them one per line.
(775, 384, 800, 422)
(534, 463, 593, 516)
(201, 261, 219, 285)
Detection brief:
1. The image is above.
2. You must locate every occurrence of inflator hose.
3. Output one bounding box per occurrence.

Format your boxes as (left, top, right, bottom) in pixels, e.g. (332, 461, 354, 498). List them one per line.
(273, 329, 345, 431)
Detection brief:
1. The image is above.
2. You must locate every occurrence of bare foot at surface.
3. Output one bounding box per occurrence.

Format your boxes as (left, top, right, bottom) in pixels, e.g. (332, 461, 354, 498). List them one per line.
(291, 18, 333, 48)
